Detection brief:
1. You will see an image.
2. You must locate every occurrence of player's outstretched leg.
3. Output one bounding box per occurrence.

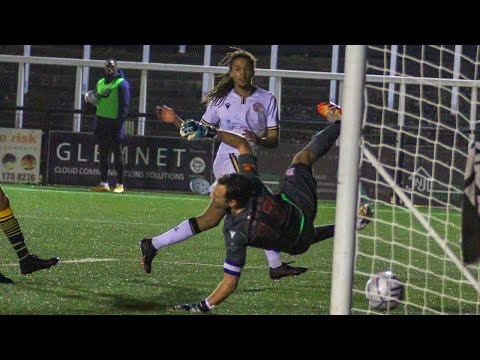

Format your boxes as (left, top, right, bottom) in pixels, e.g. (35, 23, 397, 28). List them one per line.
(317, 101, 342, 122)
(139, 238, 157, 274)
(0, 190, 59, 276)
(313, 224, 335, 244)
(292, 121, 341, 166)
(19, 254, 59, 275)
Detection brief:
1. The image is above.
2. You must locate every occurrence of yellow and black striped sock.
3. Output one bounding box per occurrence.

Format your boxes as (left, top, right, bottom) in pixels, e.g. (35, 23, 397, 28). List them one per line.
(0, 207, 29, 261)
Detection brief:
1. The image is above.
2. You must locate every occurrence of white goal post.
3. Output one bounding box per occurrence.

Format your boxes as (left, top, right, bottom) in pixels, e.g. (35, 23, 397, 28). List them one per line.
(330, 45, 366, 314)
(331, 45, 480, 315)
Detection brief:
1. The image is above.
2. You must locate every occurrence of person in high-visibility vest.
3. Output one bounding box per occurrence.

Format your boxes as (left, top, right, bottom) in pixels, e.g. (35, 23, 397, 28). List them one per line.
(89, 59, 130, 194)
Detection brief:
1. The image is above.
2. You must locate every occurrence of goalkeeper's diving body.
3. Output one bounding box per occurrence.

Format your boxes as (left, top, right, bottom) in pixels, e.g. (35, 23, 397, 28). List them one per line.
(164, 103, 347, 312)
(140, 47, 307, 281)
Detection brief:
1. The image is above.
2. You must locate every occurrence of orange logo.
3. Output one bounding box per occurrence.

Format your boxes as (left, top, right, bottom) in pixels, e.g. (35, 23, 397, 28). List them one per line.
(243, 164, 253, 172)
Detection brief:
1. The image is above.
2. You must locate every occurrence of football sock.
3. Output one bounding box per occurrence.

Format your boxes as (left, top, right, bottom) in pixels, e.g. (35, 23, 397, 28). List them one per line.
(0, 207, 30, 261)
(304, 122, 341, 160)
(152, 219, 195, 249)
(313, 224, 335, 244)
(264, 250, 283, 269)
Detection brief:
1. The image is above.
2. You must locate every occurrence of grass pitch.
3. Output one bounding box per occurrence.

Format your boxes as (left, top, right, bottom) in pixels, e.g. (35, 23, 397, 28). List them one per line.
(0, 184, 476, 315)
(0, 184, 336, 315)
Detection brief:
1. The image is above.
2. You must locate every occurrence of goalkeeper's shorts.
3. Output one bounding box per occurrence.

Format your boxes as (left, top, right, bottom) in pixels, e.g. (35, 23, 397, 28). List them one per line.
(280, 163, 319, 255)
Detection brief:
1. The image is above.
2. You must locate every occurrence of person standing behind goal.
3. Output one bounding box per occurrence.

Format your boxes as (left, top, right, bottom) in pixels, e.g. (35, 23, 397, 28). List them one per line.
(140, 47, 307, 280)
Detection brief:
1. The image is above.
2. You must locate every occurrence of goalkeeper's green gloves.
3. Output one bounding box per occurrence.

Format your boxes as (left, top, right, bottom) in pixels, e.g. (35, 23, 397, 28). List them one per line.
(173, 299, 213, 312)
(180, 120, 217, 140)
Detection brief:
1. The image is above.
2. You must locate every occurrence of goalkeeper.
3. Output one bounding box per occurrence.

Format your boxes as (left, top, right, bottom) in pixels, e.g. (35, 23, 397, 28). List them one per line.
(168, 110, 345, 312)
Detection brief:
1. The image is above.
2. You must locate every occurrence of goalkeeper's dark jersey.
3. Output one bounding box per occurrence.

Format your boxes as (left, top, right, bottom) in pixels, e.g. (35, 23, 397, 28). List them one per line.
(222, 154, 302, 276)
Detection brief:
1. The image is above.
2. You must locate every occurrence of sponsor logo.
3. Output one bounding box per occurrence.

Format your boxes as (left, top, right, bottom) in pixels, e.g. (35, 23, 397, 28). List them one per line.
(225, 103, 231, 109)
(405, 166, 448, 194)
(190, 157, 206, 174)
(229, 230, 236, 238)
(253, 103, 264, 112)
(225, 119, 246, 131)
(98, 89, 112, 98)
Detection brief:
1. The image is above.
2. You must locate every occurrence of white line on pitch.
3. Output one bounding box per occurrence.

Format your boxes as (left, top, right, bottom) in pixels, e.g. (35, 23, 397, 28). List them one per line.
(1, 186, 210, 202)
(15, 215, 175, 228)
(0, 257, 331, 273)
(0, 185, 339, 209)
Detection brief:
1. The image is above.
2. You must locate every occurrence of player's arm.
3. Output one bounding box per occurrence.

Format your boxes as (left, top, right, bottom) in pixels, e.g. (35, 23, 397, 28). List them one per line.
(180, 120, 253, 155)
(243, 127, 279, 148)
(216, 129, 253, 155)
(206, 273, 239, 306)
(174, 246, 245, 313)
(174, 233, 246, 313)
(118, 80, 130, 123)
(155, 105, 184, 129)
(173, 273, 239, 313)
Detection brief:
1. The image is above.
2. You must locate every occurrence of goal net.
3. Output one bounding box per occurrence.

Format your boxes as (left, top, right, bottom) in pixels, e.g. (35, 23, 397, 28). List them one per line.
(353, 45, 480, 314)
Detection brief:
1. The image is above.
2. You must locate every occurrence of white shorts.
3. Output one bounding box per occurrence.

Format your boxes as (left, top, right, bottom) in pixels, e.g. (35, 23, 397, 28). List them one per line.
(213, 153, 240, 179)
(209, 153, 241, 193)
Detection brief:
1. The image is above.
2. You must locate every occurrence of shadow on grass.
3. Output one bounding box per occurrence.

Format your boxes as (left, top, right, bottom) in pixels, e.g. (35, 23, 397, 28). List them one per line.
(15, 280, 205, 314)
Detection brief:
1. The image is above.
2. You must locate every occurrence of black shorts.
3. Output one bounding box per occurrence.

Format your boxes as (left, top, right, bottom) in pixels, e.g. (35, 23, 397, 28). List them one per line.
(280, 163, 318, 255)
(94, 117, 125, 144)
(280, 163, 317, 219)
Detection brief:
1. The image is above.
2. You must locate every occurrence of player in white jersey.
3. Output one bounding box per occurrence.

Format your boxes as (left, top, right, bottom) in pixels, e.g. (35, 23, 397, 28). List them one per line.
(203, 86, 279, 179)
(140, 47, 307, 280)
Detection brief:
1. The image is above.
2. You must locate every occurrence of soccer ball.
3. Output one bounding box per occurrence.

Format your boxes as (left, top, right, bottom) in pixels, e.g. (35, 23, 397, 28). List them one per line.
(189, 177, 211, 195)
(84, 90, 98, 106)
(365, 271, 404, 311)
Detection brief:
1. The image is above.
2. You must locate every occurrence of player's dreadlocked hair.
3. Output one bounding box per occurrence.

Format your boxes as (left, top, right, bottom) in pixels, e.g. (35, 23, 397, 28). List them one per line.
(201, 47, 257, 108)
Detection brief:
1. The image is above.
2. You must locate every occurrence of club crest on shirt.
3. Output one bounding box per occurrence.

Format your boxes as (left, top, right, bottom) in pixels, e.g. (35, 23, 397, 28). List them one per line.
(286, 168, 295, 176)
(243, 164, 253, 172)
(253, 103, 264, 112)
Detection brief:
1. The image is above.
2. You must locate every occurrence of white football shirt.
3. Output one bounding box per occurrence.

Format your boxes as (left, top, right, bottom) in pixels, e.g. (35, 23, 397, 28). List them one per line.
(201, 86, 279, 157)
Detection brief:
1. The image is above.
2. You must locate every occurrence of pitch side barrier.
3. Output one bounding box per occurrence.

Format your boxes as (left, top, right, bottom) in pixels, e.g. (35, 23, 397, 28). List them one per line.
(46, 131, 215, 192)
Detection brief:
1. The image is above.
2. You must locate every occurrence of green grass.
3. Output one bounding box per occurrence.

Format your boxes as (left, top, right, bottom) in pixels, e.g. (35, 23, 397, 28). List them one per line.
(0, 184, 478, 315)
(0, 184, 336, 315)
(353, 202, 480, 315)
